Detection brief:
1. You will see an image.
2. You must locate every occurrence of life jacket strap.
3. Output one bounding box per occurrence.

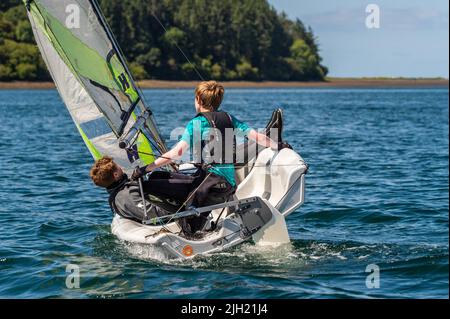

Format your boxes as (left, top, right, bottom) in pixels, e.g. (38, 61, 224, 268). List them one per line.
(193, 111, 236, 166)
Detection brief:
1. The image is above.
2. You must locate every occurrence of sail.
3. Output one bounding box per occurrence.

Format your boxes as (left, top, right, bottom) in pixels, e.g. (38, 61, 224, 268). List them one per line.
(24, 0, 168, 172)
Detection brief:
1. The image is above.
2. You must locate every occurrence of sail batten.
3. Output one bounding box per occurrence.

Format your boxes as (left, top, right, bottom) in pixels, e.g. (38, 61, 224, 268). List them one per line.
(24, 0, 166, 172)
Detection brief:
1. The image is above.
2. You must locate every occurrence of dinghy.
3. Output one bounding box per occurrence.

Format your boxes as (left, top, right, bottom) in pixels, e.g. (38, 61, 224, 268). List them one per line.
(24, 0, 308, 260)
(112, 110, 308, 259)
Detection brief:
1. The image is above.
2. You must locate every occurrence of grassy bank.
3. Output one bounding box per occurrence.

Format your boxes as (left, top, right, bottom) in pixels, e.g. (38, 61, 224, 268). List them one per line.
(0, 78, 448, 90)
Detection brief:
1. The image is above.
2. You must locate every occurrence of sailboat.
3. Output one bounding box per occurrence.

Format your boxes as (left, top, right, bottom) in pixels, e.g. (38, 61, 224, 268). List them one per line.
(24, 0, 308, 260)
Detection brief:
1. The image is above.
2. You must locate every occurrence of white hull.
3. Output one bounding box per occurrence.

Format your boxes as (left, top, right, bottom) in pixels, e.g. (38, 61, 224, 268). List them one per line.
(112, 148, 307, 260)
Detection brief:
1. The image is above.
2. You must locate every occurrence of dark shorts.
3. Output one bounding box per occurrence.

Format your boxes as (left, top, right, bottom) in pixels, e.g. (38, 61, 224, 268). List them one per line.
(143, 169, 236, 208)
(143, 169, 236, 235)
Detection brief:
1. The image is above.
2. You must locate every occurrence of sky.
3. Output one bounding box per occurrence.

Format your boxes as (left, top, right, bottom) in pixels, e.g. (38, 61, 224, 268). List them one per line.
(268, 0, 449, 78)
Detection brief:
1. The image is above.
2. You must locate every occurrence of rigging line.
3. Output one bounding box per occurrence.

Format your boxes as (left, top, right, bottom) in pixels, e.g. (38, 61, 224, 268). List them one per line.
(151, 12, 205, 82)
(144, 172, 214, 237)
(211, 205, 228, 231)
(143, 192, 177, 233)
(90, 0, 167, 155)
(139, 130, 163, 156)
(90, 0, 140, 101)
(165, 172, 213, 226)
(206, 227, 249, 244)
(153, 208, 177, 234)
(135, 174, 178, 234)
(132, 148, 307, 169)
(142, 124, 167, 156)
(129, 130, 179, 172)
(274, 173, 304, 210)
(125, 147, 175, 163)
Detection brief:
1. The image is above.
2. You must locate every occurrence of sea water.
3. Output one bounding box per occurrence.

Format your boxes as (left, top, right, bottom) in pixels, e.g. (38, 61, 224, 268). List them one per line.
(0, 87, 448, 298)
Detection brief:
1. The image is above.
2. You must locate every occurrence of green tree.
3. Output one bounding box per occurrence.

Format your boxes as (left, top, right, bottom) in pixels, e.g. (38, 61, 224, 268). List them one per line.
(236, 59, 259, 80)
(15, 20, 34, 43)
(1, 0, 328, 82)
(129, 62, 148, 80)
(0, 1, 19, 12)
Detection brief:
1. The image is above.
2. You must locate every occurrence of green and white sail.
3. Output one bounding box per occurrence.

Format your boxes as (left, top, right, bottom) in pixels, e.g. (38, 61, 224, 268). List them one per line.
(24, 0, 168, 172)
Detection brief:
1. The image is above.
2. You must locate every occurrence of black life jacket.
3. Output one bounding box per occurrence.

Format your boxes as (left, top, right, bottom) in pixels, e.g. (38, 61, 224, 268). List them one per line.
(193, 111, 236, 168)
(107, 174, 130, 218)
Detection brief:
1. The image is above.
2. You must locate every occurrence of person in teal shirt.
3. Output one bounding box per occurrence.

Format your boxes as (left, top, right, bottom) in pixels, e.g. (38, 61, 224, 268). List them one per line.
(133, 81, 282, 235)
(179, 113, 252, 187)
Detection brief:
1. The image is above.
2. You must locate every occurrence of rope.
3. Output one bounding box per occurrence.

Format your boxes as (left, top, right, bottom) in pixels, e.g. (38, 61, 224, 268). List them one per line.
(166, 172, 213, 226)
(131, 148, 307, 169)
(151, 12, 205, 81)
(129, 130, 179, 172)
(125, 147, 175, 163)
(211, 206, 227, 231)
(143, 172, 214, 239)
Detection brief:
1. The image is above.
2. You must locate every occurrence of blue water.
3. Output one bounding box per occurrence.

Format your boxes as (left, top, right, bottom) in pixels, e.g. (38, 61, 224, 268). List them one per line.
(0, 88, 448, 299)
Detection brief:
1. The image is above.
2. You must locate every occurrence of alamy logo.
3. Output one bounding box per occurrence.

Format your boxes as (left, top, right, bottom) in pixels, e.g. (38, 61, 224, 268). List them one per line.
(66, 264, 80, 289)
(65, 4, 80, 29)
(365, 264, 380, 289)
(366, 4, 381, 29)
(174, 125, 280, 165)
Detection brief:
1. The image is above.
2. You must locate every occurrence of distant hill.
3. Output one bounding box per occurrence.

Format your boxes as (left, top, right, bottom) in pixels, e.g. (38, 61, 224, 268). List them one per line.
(0, 0, 328, 82)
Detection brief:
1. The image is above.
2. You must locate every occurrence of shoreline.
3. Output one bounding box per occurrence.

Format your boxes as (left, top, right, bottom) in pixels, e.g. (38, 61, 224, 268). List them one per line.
(0, 78, 448, 90)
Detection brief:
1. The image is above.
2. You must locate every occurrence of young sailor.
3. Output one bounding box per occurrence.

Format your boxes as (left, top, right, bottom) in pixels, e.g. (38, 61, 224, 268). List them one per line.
(131, 81, 290, 234)
(89, 156, 172, 222)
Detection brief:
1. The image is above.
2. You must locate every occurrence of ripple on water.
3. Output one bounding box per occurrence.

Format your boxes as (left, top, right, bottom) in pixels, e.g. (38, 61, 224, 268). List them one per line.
(0, 88, 448, 299)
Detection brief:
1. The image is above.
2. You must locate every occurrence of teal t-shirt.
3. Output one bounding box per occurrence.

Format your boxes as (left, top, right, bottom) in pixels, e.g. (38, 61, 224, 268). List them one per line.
(180, 114, 252, 186)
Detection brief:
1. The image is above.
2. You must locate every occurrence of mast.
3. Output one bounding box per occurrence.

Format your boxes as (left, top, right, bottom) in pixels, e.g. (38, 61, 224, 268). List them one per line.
(89, 0, 169, 155)
(23, 0, 168, 172)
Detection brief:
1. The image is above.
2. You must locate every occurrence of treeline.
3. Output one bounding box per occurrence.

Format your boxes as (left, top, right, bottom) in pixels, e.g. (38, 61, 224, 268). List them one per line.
(0, 0, 328, 82)
(0, 2, 50, 81)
